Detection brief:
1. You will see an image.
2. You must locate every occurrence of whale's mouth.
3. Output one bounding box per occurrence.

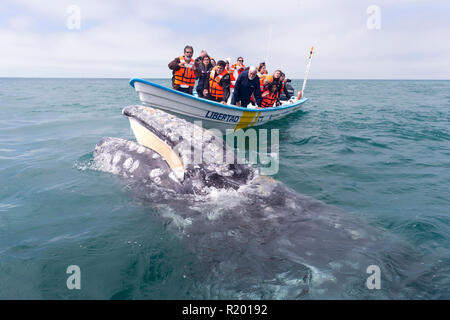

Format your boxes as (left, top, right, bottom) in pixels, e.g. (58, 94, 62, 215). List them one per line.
(123, 105, 186, 181)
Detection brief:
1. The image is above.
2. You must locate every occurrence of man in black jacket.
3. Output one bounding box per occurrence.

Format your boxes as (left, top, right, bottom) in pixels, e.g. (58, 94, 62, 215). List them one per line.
(231, 66, 262, 108)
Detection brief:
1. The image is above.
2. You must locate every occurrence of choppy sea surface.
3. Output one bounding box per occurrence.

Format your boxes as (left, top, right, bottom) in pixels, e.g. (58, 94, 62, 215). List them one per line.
(0, 78, 449, 299)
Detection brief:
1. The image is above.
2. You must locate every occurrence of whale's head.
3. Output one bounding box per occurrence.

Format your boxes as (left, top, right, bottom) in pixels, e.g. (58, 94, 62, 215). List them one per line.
(94, 105, 255, 194)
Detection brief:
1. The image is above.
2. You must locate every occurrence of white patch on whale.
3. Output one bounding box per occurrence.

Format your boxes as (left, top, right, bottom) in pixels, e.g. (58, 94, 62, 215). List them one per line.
(123, 157, 133, 170)
(128, 143, 138, 151)
(286, 198, 298, 210)
(149, 168, 164, 178)
(264, 206, 275, 214)
(130, 159, 140, 172)
(121, 157, 139, 174)
(346, 229, 366, 240)
(137, 146, 146, 154)
(112, 152, 122, 166)
(97, 153, 112, 170)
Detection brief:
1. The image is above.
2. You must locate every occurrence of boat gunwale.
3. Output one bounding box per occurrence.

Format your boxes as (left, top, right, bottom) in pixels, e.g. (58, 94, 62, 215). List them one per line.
(129, 78, 308, 113)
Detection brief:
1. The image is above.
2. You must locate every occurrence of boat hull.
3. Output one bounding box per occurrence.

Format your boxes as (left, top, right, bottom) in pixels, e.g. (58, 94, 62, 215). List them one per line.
(130, 78, 308, 131)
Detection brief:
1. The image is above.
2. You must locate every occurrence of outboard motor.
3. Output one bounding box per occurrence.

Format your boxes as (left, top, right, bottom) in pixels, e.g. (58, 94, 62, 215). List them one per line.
(279, 79, 295, 101)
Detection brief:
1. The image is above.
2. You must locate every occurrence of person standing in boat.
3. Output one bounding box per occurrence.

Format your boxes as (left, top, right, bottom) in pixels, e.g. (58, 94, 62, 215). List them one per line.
(231, 66, 262, 108)
(229, 57, 245, 100)
(257, 62, 269, 92)
(195, 55, 213, 98)
(225, 58, 232, 75)
(257, 62, 268, 75)
(225, 58, 234, 103)
(168, 45, 197, 94)
(279, 72, 292, 100)
(231, 57, 246, 77)
(203, 60, 230, 104)
(195, 50, 216, 67)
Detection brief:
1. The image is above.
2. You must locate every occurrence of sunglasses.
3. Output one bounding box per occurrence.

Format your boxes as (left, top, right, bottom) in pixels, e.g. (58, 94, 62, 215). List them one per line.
(185, 51, 193, 54)
(238, 59, 244, 62)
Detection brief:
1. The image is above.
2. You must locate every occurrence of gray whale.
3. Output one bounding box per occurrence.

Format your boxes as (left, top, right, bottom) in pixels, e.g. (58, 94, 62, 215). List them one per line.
(93, 105, 423, 299)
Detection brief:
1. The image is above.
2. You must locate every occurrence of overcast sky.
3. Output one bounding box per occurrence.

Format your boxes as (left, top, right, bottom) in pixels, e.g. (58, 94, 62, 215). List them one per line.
(1, 0, 449, 79)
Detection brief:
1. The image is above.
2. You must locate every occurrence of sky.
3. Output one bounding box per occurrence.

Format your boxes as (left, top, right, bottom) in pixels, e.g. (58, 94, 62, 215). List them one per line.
(0, 0, 449, 79)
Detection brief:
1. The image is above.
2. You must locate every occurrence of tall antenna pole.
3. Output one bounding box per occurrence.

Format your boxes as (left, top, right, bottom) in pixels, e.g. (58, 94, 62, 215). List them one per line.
(299, 46, 314, 99)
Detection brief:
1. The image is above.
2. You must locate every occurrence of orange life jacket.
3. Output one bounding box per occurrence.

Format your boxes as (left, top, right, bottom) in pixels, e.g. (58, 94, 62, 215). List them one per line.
(265, 75, 274, 83)
(231, 63, 245, 74)
(261, 90, 278, 108)
(209, 66, 228, 100)
(258, 73, 267, 91)
(261, 74, 281, 92)
(173, 56, 196, 87)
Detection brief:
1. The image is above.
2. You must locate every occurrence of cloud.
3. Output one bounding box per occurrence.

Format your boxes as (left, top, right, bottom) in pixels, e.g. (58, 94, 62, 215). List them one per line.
(0, 0, 449, 78)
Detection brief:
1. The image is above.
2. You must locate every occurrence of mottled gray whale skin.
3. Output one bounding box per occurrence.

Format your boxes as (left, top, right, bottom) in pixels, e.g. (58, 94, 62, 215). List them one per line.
(93, 105, 422, 299)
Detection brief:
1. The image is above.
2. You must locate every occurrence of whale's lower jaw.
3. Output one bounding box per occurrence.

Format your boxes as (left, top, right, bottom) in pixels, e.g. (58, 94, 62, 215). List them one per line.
(128, 117, 185, 181)
(93, 137, 187, 191)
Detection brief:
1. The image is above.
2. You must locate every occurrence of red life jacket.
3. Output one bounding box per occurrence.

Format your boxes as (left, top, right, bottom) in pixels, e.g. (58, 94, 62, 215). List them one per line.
(228, 68, 236, 88)
(261, 90, 278, 108)
(209, 66, 228, 100)
(173, 56, 196, 87)
(281, 80, 287, 93)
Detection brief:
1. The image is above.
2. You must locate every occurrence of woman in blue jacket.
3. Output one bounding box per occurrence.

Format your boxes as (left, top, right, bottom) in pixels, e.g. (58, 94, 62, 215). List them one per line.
(195, 55, 213, 98)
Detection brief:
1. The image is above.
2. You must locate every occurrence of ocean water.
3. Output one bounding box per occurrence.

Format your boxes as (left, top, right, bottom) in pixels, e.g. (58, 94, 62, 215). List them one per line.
(0, 78, 449, 299)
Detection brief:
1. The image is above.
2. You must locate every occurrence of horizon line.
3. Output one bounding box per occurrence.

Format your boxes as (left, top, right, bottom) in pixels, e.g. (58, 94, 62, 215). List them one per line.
(0, 77, 449, 81)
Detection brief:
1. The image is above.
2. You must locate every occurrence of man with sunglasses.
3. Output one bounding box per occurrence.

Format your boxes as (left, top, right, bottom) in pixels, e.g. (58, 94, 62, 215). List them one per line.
(168, 45, 197, 94)
(232, 57, 245, 70)
(231, 57, 245, 81)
